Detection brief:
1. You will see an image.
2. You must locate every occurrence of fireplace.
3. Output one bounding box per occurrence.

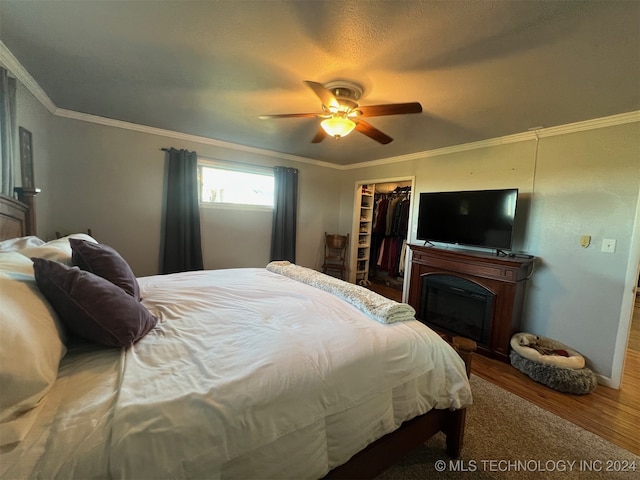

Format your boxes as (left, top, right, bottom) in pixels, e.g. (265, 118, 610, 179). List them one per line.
(408, 245, 535, 362)
(420, 274, 495, 345)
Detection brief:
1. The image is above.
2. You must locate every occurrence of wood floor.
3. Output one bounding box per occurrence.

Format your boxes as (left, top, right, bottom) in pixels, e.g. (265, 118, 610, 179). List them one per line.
(368, 280, 402, 302)
(472, 345, 639, 456)
(473, 297, 640, 456)
(369, 283, 640, 456)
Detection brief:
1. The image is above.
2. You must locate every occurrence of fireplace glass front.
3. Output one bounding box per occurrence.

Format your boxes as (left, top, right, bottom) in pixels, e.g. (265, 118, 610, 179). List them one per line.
(420, 274, 495, 345)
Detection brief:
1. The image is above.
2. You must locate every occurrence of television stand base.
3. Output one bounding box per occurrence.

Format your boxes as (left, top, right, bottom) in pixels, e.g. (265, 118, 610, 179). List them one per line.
(408, 245, 535, 362)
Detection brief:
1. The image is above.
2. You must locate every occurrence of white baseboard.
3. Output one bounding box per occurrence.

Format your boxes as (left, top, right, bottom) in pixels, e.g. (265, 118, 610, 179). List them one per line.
(595, 373, 616, 389)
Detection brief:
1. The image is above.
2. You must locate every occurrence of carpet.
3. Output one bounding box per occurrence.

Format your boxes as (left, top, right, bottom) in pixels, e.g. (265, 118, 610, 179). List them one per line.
(377, 375, 639, 479)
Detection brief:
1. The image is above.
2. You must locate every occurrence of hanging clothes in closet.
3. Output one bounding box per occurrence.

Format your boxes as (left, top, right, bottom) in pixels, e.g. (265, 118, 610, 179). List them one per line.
(369, 186, 411, 280)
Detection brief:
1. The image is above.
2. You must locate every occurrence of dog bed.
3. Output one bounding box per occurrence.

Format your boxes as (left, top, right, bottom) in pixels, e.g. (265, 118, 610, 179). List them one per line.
(510, 332, 585, 368)
(509, 333, 597, 395)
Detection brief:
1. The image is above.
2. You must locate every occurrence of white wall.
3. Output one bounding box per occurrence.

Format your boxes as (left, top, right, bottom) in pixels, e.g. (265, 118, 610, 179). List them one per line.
(15, 70, 640, 381)
(338, 124, 640, 381)
(524, 125, 640, 378)
(15, 81, 343, 277)
(14, 80, 56, 236)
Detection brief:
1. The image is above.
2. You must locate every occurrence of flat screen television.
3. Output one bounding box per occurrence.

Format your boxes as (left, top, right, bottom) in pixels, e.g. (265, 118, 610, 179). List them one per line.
(416, 188, 518, 251)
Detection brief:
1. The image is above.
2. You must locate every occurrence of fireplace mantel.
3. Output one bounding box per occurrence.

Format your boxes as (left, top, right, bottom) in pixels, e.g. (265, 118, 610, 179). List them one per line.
(408, 245, 535, 362)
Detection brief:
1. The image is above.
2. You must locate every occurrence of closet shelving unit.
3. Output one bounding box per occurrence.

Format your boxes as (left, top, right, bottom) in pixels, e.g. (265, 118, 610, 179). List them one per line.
(355, 184, 374, 286)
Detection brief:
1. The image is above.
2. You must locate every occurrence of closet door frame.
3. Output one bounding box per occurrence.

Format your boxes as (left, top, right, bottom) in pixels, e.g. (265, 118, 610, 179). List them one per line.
(350, 176, 415, 302)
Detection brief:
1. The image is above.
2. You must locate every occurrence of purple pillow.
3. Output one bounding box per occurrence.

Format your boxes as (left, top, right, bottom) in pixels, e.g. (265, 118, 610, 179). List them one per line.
(32, 258, 157, 348)
(69, 238, 140, 300)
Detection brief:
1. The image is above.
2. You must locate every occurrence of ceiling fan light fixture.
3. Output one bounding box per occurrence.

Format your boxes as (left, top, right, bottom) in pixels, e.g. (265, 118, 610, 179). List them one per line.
(321, 117, 356, 138)
(260, 80, 421, 144)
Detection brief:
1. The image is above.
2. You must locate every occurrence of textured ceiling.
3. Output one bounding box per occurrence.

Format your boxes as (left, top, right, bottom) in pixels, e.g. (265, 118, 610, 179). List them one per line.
(1, 0, 639, 165)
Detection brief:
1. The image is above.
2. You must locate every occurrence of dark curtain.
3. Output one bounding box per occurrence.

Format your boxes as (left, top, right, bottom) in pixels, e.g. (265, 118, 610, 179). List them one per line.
(270, 166, 298, 263)
(0, 67, 16, 196)
(161, 148, 204, 274)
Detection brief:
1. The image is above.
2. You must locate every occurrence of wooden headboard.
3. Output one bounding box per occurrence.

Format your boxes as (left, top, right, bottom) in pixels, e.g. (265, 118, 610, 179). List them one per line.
(0, 193, 33, 241)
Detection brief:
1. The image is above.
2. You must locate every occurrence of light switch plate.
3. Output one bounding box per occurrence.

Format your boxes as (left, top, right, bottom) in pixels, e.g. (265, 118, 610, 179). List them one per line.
(601, 238, 616, 253)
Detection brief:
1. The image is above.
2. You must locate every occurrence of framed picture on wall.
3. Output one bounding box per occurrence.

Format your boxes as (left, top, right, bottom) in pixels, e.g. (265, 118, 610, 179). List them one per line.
(19, 127, 35, 189)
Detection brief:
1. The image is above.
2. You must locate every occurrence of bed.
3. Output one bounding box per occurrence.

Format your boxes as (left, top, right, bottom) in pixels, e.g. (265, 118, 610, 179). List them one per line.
(0, 193, 473, 479)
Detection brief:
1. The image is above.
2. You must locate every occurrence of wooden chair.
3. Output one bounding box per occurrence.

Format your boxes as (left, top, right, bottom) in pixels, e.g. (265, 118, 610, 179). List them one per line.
(322, 232, 349, 280)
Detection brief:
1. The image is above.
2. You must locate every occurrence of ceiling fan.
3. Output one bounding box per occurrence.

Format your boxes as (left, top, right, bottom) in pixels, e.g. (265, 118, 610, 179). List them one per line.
(259, 80, 422, 144)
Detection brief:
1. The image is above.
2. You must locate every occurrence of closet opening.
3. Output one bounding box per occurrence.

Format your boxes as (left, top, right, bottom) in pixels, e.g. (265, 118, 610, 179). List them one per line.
(350, 178, 414, 303)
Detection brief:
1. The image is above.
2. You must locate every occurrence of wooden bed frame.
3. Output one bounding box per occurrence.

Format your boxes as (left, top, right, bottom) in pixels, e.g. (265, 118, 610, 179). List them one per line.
(0, 194, 25, 239)
(0, 191, 474, 479)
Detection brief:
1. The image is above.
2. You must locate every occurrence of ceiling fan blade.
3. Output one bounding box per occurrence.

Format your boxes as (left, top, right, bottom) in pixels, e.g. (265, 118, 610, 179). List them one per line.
(304, 81, 340, 110)
(355, 102, 422, 117)
(311, 128, 327, 143)
(355, 119, 393, 144)
(259, 113, 324, 119)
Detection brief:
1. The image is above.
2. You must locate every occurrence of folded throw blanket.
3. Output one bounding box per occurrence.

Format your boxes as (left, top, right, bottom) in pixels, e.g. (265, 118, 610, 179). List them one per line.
(266, 261, 416, 324)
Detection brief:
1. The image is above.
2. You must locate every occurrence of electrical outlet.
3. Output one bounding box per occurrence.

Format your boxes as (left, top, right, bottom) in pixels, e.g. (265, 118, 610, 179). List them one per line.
(601, 238, 616, 253)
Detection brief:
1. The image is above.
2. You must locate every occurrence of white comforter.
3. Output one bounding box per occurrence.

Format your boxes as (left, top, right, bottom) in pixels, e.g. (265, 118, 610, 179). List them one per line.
(3, 268, 472, 479)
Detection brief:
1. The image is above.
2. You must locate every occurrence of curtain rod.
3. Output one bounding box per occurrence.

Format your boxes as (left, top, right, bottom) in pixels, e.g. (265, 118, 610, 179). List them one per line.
(160, 148, 275, 171)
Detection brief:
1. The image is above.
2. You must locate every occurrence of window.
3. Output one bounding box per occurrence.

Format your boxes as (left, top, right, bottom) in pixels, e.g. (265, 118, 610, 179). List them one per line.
(198, 162, 274, 208)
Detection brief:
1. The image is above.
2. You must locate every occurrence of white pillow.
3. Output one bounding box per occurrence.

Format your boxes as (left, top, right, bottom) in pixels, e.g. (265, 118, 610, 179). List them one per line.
(0, 252, 67, 446)
(18, 234, 97, 266)
(0, 236, 45, 252)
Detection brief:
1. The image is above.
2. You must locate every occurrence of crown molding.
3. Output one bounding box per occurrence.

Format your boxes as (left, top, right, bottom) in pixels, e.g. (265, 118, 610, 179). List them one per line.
(342, 111, 640, 170)
(53, 108, 338, 169)
(49, 109, 640, 171)
(340, 132, 536, 170)
(2, 41, 337, 169)
(0, 41, 57, 114)
(535, 111, 640, 138)
(4, 41, 638, 171)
